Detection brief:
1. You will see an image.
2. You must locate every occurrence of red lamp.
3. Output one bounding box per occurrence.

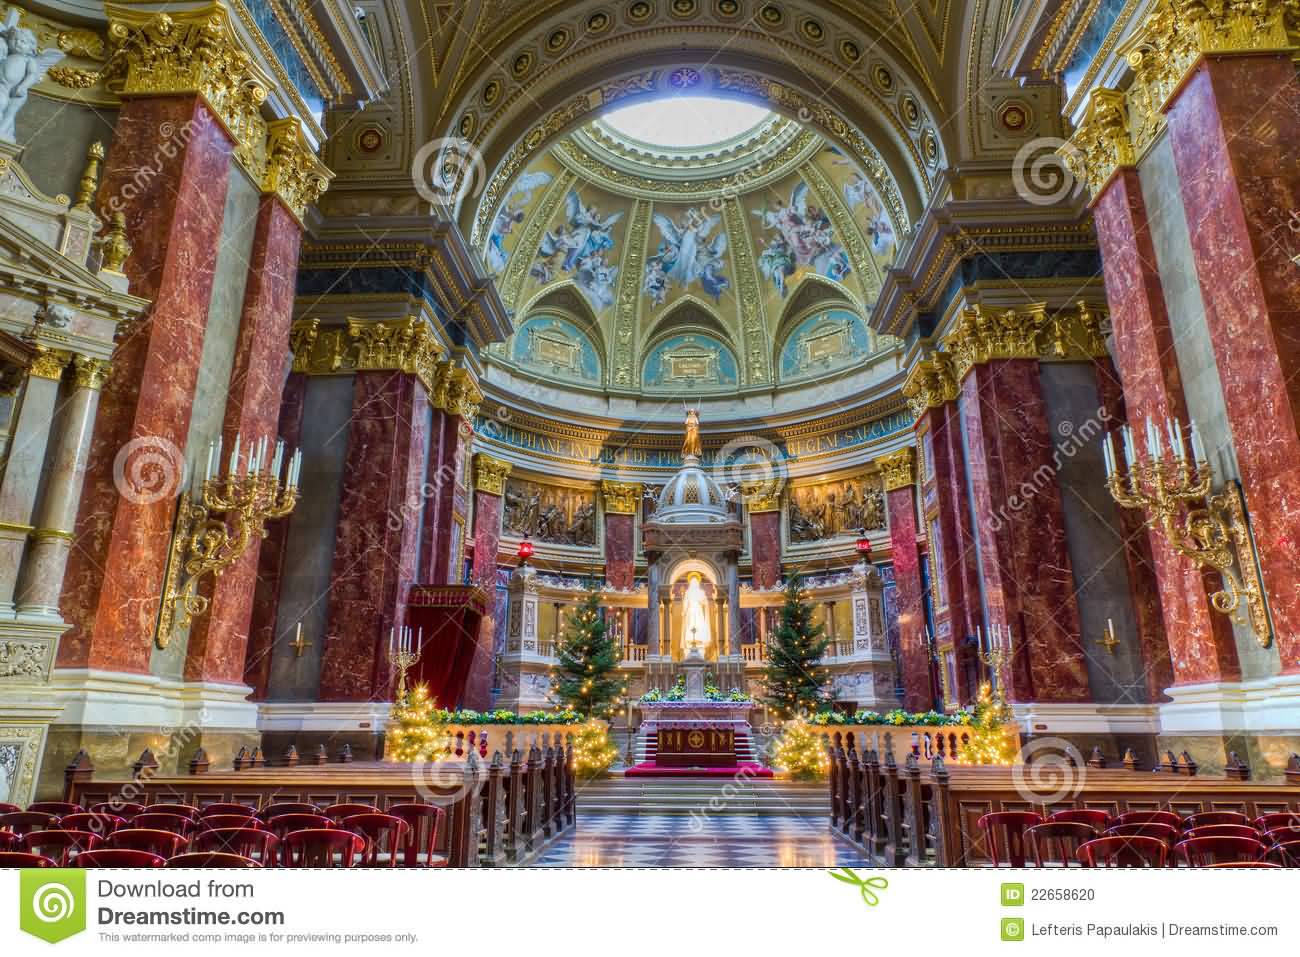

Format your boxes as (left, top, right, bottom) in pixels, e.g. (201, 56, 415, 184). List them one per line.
(855, 529, 873, 560)
(516, 536, 534, 564)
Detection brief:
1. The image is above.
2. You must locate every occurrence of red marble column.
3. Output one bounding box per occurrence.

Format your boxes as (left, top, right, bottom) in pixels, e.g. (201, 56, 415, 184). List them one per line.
(1163, 55, 1300, 672)
(749, 510, 781, 589)
(185, 195, 302, 684)
(1092, 169, 1240, 685)
(920, 402, 983, 703)
(59, 98, 233, 673)
(244, 371, 307, 699)
(958, 361, 1091, 703)
(421, 410, 470, 585)
(470, 489, 503, 586)
(318, 372, 428, 700)
(604, 512, 635, 590)
(886, 481, 930, 711)
(462, 487, 504, 709)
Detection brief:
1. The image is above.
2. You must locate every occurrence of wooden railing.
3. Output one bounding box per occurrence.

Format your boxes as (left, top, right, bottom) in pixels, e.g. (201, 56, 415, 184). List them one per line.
(623, 644, 647, 662)
(819, 726, 991, 764)
(741, 643, 764, 662)
(824, 734, 1300, 867)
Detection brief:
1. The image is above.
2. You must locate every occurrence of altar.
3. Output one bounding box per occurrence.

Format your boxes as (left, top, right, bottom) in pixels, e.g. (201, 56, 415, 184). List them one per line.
(637, 700, 754, 769)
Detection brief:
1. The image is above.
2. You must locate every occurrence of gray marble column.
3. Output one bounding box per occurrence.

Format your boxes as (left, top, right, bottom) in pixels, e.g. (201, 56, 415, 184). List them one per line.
(16, 357, 107, 617)
(0, 352, 66, 612)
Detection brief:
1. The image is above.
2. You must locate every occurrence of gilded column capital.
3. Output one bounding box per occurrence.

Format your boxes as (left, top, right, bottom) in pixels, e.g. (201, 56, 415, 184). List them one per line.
(71, 355, 112, 390)
(430, 360, 482, 422)
(103, 2, 274, 172)
(601, 480, 642, 515)
(262, 117, 333, 223)
(901, 352, 959, 419)
(939, 302, 1108, 381)
(741, 479, 783, 513)
(878, 448, 915, 492)
(474, 454, 512, 496)
(28, 347, 71, 381)
(1063, 87, 1136, 202)
(289, 318, 320, 372)
(347, 317, 443, 386)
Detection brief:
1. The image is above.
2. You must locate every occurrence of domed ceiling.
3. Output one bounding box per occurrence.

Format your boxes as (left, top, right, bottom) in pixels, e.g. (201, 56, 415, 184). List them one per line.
(478, 97, 903, 401)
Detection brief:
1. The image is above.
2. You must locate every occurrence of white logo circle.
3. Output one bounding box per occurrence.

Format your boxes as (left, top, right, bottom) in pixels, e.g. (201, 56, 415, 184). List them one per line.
(32, 883, 75, 923)
(1011, 137, 1081, 206)
(112, 435, 186, 505)
(412, 137, 487, 208)
(1012, 737, 1085, 804)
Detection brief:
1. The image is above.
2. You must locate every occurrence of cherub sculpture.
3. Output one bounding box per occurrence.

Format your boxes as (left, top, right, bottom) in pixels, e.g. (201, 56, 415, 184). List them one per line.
(0, 10, 64, 143)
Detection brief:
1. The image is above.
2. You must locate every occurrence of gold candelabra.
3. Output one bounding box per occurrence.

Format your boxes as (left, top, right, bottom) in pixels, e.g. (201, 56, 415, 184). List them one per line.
(1103, 418, 1273, 647)
(390, 626, 421, 702)
(156, 434, 301, 647)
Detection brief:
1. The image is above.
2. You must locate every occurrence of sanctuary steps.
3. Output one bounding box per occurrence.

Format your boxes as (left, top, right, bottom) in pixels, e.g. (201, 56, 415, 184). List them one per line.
(577, 777, 827, 817)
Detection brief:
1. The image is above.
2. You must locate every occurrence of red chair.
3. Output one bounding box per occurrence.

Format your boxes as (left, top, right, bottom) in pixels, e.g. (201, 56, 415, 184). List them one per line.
(1114, 810, 1181, 829)
(261, 803, 320, 819)
(1186, 824, 1261, 841)
(1048, 809, 1110, 831)
(0, 811, 60, 835)
(167, 852, 260, 868)
(76, 849, 166, 868)
(198, 815, 264, 832)
(1176, 836, 1264, 867)
(144, 804, 199, 820)
(1206, 861, 1280, 868)
(0, 802, 20, 815)
(22, 830, 101, 865)
(342, 814, 410, 867)
(281, 829, 365, 867)
(58, 812, 128, 836)
(1027, 822, 1095, 867)
(1265, 840, 1300, 867)
(1106, 822, 1179, 843)
(386, 804, 447, 867)
(132, 813, 195, 836)
(0, 831, 17, 850)
(1255, 813, 1300, 837)
(192, 829, 279, 865)
(28, 801, 83, 816)
(0, 851, 56, 868)
(200, 803, 259, 818)
(323, 803, 380, 823)
(1183, 810, 1250, 830)
(267, 814, 333, 840)
(90, 802, 145, 821)
(105, 829, 188, 859)
(977, 811, 1044, 867)
(1078, 836, 1168, 868)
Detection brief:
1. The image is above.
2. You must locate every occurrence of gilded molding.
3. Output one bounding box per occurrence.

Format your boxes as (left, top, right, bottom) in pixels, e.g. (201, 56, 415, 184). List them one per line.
(611, 199, 649, 388)
(1062, 87, 1135, 201)
(601, 479, 641, 514)
(901, 352, 959, 419)
(741, 480, 783, 513)
(31, 528, 75, 543)
(474, 453, 512, 495)
(28, 347, 70, 380)
(103, 3, 274, 174)
(347, 317, 444, 383)
(940, 301, 1108, 381)
(722, 198, 770, 385)
(878, 448, 915, 492)
(71, 355, 111, 390)
(262, 117, 333, 221)
(430, 360, 482, 421)
(289, 317, 319, 371)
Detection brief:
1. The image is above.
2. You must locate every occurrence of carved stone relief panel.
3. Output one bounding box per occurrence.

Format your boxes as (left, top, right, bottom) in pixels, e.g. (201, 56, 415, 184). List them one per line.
(502, 476, 598, 547)
(786, 473, 885, 543)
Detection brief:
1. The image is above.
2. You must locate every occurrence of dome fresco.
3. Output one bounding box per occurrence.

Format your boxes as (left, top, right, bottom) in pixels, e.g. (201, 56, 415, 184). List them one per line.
(479, 101, 902, 399)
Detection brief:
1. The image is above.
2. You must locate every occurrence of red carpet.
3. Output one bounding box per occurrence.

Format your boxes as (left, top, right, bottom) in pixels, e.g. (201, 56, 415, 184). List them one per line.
(623, 761, 774, 778)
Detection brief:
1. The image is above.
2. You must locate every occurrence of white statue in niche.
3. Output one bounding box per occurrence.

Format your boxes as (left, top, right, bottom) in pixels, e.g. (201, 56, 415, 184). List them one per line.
(681, 573, 712, 658)
(0, 10, 65, 144)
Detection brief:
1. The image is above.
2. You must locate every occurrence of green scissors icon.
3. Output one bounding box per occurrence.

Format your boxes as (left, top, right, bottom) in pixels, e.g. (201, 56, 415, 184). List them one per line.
(828, 868, 889, 906)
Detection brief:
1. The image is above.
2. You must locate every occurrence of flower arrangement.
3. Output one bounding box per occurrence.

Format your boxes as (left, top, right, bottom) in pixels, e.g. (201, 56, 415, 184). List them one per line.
(429, 706, 586, 725)
(639, 677, 752, 703)
(810, 708, 972, 727)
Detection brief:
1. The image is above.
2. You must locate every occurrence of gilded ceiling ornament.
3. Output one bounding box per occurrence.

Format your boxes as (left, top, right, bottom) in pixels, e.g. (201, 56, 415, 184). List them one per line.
(940, 301, 1109, 381)
(612, 200, 650, 387)
(721, 198, 770, 384)
(901, 352, 959, 419)
(474, 453, 513, 495)
(71, 355, 111, 390)
(878, 448, 914, 492)
(741, 478, 782, 513)
(98, 212, 131, 274)
(601, 479, 642, 514)
(102, 3, 274, 174)
(289, 317, 320, 372)
(261, 117, 333, 221)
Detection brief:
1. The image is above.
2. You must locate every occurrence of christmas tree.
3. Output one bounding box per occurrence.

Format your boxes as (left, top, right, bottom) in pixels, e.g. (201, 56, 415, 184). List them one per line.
(771, 717, 830, 780)
(762, 576, 831, 717)
(553, 587, 624, 718)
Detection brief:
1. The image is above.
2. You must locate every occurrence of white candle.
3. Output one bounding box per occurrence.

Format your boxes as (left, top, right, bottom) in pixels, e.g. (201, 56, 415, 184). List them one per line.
(1190, 419, 1206, 463)
(205, 441, 214, 481)
(1103, 432, 1115, 476)
(1173, 419, 1186, 462)
(1166, 418, 1179, 460)
(230, 432, 241, 476)
(389, 625, 395, 654)
(416, 627, 422, 650)
(296, 621, 302, 644)
(272, 440, 284, 479)
(1107, 617, 1115, 639)
(1122, 425, 1136, 467)
(977, 625, 984, 651)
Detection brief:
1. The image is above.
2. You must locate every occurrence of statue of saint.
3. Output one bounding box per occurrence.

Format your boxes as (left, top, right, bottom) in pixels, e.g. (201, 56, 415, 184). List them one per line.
(682, 408, 702, 459)
(681, 573, 712, 655)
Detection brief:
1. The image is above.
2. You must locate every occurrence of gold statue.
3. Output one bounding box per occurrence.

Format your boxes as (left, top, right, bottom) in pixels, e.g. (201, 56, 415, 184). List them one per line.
(683, 408, 702, 459)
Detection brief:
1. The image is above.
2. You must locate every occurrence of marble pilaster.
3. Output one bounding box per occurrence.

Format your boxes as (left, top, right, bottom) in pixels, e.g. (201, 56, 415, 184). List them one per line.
(885, 474, 929, 711)
(748, 510, 782, 589)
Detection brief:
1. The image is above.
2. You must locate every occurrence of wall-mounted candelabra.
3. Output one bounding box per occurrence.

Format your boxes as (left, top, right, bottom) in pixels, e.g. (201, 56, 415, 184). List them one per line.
(156, 433, 301, 647)
(976, 624, 1013, 691)
(1102, 417, 1273, 647)
(390, 625, 421, 702)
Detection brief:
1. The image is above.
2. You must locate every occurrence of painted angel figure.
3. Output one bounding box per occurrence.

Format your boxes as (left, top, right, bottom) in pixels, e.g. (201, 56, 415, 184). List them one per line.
(485, 170, 551, 273)
(0, 10, 64, 143)
(648, 208, 728, 301)
(562, 190, 622, 270)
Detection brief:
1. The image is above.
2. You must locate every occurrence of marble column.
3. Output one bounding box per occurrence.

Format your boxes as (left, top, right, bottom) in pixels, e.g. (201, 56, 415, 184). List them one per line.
(600, 481, 639, 590)
(420, 363, 479, 585)
(881, 449, 930, 711)
(1162, 54, 1300, 671)
(184, 194, 303, 685)
(462, 454, 509, 709)
(747, 505, 782, 590)
(317, 372, 428, 700)
(957, 359, 1091, 703)
(1092, 168, 1240, 685)
(15, 357, 109, 616)
(0, 353, 66, 612)
(60, 96, 234, 673)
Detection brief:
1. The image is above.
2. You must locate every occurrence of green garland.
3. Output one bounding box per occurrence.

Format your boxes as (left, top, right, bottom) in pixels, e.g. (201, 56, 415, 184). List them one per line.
(431, 707, 586, 725)
(809, 708, 974, 727)
(640, 676, 750, 703)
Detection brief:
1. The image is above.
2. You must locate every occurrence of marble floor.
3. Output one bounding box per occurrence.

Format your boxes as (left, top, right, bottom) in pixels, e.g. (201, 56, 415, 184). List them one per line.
(532, 814, 871, 867)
